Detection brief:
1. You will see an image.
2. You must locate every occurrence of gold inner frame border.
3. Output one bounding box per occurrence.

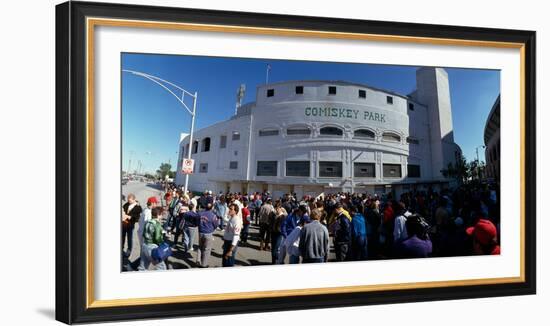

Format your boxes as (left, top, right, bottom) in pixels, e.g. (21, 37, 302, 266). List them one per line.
(85, 17, 526, 309)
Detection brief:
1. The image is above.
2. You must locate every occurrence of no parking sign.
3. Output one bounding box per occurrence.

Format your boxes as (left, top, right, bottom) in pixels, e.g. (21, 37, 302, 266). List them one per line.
(181, 158, 194, 174)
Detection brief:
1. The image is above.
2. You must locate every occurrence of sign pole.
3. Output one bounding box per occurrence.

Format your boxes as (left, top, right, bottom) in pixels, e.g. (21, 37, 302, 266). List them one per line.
(184, 91, 198, 194)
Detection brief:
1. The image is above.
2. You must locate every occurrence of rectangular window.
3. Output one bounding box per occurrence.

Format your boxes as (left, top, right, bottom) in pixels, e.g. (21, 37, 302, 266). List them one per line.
(407, 164, 421, 178)
(259, 129, 279, 136)
(354, 162, 375, 178)
(295, 86, 304, 94)
(387, 96, 394, 104)
(358, 89, 366, 98)
(220, 135, 227, 148)
(406, 137, 419, 144)
(408, 103, 415, 111)
(232, 132, 240, 141)
(286, 161, 310, 177)
(267, 89, 275, 97)
(257, 161, 277, 176)
(199, 163, 208, 173)
(319, 161, 342, 177)
(229, 161, 238, 169)
(287, 128, 311, 135)
(328, 86, 337, 95)
(383, 164, 402, 178)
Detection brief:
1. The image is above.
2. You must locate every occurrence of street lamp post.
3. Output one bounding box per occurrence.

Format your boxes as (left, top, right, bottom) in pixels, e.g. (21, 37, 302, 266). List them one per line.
(475, 145, 486, 180)
(123, 69, 198, 194)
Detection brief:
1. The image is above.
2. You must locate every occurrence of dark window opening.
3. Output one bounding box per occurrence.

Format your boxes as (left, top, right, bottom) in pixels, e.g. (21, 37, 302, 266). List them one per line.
(383, 164, 402, 178)
(387, 96, 394, 104)
(257, 161, 277, 176)
(295, 86, 304, 94)
(259, 129, 279, 137)
(201, 137, 211, 152)
(229, 161, 238, 169)
(354, 129, 375, 139)
(354, 163, 375, 178)
(287, 128, 311, 135)
(320, 126, 343, 136)
(328, 86, 337, 95)
(286, 161, 310, 177)
(406, 137, 419, 144)
(267, 89, 274, 97)
(408, 103, 415, 111)
(407, 164, 421, 178)
(359, 89, 366, 98)
(319, 161, 342, 177)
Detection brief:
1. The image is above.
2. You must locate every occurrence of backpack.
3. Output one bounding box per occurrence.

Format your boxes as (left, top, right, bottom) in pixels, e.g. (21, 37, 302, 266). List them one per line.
(151, 242, 172, 262)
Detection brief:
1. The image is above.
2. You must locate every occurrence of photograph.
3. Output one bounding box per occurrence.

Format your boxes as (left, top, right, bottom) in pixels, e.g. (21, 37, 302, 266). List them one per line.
(120, 54, 501, 272)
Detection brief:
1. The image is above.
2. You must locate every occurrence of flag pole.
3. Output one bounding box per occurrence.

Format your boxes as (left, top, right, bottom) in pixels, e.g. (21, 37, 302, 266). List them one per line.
(266, 64, 271, 84)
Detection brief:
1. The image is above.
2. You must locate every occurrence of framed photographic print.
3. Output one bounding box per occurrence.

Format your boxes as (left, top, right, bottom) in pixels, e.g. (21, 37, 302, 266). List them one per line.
(56, 1, 536, 324)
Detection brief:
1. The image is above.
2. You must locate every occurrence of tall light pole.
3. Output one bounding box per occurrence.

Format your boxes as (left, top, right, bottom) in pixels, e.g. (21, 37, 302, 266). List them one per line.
(123, 69, 198, 194)
(475, 145, 486, 180)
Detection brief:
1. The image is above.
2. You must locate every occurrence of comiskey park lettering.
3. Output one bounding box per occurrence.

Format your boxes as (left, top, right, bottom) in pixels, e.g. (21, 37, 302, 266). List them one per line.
(304, 107, 386, 123)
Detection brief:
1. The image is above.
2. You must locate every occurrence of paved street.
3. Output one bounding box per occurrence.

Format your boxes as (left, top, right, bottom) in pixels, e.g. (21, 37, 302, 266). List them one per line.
(122, 181, 338, 271)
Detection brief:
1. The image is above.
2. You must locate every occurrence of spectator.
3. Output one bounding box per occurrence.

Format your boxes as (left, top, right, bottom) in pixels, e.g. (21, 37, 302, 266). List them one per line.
(299, 209, 329, 263)
(466, 218, 500, 255)
(197, 203, 219, 267)
(222, 203, 242, 267)
(122, 193, 142, 257)
(139, 207, 166, 270)
(395, 214, 432, 258)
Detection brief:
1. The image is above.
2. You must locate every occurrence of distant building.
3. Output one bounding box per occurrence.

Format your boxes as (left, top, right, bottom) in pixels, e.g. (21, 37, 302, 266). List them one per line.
(176, 67, 462, 199)
(484, 95, 500, 181)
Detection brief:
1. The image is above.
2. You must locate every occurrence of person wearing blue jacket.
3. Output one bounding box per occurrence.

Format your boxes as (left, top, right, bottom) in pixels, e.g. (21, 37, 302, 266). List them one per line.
(334, 203, 352, 261)
(350, 206, 368, 260)
(197, 203, 219, 268)
(281, 205, 309, 238)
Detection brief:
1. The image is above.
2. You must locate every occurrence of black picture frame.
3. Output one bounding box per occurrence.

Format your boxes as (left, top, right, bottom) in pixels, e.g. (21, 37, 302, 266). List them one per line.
(56, 1, 536, 324)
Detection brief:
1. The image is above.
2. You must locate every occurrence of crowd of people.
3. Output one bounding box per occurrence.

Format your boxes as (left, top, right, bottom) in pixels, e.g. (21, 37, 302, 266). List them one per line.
(121, 182, 501, 271)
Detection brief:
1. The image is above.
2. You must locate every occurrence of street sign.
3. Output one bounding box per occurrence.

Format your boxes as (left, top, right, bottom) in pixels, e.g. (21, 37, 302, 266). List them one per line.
(182, 158, 194, 174)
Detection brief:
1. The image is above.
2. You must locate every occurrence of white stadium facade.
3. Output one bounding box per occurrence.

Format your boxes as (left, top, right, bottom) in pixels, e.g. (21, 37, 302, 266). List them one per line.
(175, 67, 462, 199)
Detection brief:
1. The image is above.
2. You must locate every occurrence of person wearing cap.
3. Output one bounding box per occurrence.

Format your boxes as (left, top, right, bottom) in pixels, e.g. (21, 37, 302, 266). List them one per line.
(299, 208, 329, 263)
(467, 218, 500, 255)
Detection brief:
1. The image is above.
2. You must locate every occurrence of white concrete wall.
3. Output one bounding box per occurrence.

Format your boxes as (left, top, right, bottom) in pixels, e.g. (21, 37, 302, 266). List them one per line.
(177, 79, 452, 194)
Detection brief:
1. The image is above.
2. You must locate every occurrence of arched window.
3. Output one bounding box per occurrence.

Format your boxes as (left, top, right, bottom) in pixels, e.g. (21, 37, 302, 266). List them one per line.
(382, 132, 401, 142)
(192, 140, 199, 154)
(201, 137, 211, 152)
(320, 126, 343, 136)
(354, 129, 375, 140)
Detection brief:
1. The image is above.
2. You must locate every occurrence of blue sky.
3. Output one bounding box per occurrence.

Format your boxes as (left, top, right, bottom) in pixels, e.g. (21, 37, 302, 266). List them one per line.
(122, 53, 499, 174)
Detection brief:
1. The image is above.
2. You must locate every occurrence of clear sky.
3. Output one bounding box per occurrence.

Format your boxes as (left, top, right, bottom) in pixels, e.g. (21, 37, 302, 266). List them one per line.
(121, 53, 500, 174)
